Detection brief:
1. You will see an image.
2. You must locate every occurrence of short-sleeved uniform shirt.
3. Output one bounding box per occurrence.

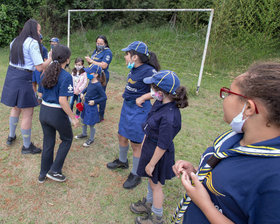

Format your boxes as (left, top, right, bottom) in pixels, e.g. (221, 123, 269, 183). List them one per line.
(10, 37, 43, 71)
(91, 48, 113, 81)
(122, 64, 157, 101)
(137, 100, 181, 185)
(39, 69, 74, 104)
(183, 135, 280, 224)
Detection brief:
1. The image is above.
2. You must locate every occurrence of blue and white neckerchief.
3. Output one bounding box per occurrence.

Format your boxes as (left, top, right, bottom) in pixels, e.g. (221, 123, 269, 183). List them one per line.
(171, 130, 280, 223)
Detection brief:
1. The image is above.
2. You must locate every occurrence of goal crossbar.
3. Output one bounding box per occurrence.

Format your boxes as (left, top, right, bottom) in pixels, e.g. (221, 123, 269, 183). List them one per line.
(67, 8, 214, 93)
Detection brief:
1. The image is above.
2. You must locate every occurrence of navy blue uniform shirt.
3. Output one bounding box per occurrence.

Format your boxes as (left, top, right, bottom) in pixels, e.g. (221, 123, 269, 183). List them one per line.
(183, 135, 280, 224)
(122, 64, 157, 101)
(82, 82, 107, 104)
(91, 48, 113, 80)
(39, 69, 74, 104)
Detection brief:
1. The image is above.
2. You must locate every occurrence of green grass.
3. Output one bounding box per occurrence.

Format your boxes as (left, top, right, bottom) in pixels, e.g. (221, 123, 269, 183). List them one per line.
(0, 23, 279, 223)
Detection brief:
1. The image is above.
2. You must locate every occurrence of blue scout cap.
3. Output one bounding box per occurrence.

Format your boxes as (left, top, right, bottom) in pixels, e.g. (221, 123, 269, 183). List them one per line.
(50, 37, 59, 43)
(84, 64, 102, 75)
(143, 70, 180, 95)
(121, 41, 149, 56)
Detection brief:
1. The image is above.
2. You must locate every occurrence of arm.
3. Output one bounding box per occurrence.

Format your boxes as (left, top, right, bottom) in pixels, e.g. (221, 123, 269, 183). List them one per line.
(181, 172, 234, 224)
(35, 53, 52, 72)
(59, 96, 79, 128)
(89, 84, 107, 105)
(136, 92, 152, 107)
(145, 146, 166, 176)
(77, 72, 88, 93)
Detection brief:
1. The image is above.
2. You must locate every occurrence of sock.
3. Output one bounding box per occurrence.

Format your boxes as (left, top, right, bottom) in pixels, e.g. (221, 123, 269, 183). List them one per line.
(146, 181, 153, 203)
(89, 126, 95, 141)
(82, 124, 87, 136)
(131, 156, 140, 176)
(119, 145, 129, 163)
(21, 129, 31, 148)
(9, 117, 19, 137)
(151, 205, 163, 217)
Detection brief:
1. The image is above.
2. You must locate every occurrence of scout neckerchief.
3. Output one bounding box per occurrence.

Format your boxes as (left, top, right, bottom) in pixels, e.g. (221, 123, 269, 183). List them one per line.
(171, 130, 280, 223)
(91, 47, 109, 61)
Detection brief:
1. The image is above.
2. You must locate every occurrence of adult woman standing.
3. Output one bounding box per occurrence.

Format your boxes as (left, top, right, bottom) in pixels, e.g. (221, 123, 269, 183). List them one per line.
(107, 41, 160, 189)
(85, 35, 113, 121)
(1, 19, 52, 154)
(38, 45, 79, 183)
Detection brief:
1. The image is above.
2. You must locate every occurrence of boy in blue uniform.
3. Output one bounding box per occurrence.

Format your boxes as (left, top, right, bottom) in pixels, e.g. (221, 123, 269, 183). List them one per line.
(172, 62, 280, 224)
(107, 41, 160, 189)
(130, 70, 188, 223)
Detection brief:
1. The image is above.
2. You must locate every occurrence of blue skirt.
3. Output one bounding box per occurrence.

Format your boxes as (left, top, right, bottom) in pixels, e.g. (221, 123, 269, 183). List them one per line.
(1, 66, 38, 108)
(118, 99, 151, 143)
(81, 102, 99, 125)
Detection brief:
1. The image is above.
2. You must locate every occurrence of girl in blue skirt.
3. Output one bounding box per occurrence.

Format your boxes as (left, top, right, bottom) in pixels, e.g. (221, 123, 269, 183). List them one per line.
(75, 64, 107, 147)
(1, 19, 52, 154)
(130, 70, 188, 223)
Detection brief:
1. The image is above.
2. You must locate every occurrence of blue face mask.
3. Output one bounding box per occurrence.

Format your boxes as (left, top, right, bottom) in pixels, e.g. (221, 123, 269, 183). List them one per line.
(230, 103, 248, 133)
(96, 45, 105, 52)
(87, 73, 94, 80)
(127, 62, 135, 69)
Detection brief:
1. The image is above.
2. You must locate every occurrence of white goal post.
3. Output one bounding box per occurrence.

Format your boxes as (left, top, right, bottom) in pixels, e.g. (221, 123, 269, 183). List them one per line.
(67, 8, 214, 94)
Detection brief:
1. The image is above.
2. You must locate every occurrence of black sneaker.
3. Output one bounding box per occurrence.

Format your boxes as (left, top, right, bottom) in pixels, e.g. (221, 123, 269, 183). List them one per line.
(21, 143, 42, 154)
(106, 159, 129, 170)
(75, 134, 87, 139)
(38, 174, 46, 184)
(83, 139, 94, 147)
(123, 173, 141, 189)
(6, 135, 16, 146)
(46, 171, 66, 182)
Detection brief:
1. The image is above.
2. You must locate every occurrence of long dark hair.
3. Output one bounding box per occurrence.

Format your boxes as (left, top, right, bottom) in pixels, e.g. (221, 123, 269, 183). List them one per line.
(10, 19, 42, 66)
(72, 57, 85, 76)
(95, 35, 110, 48)
(129, 50, 161, 71)
(98, 71, 107, 86)
(152, 84, 188, 108)
(42, 45, 71, 89)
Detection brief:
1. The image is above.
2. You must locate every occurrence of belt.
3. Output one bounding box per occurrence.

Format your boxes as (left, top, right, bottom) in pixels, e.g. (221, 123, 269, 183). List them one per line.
(10, 65, 33, 73)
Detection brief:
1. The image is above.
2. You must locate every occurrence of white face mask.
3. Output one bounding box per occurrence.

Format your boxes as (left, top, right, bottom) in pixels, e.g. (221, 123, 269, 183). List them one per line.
(151, 88, 163, 101)
(75, 65, 83, 71)
(230, 103, 248, 133)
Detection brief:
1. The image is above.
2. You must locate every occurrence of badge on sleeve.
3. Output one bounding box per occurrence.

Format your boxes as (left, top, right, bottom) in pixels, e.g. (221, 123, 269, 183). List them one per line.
(106, 55, 111, 61)
(68, 84, 74, 93)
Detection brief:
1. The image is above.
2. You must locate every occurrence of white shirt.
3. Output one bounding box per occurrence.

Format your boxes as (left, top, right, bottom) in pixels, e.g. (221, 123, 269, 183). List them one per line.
(9, 37, 43, 71)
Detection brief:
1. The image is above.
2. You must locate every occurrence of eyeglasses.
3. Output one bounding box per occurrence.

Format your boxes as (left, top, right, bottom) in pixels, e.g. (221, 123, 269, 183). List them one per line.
(220, 87, 259, 114)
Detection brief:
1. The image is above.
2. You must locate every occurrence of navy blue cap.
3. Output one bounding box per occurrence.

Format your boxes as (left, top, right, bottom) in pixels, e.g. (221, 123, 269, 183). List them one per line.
(143, 70, 180, 95)
(121, 41, 149, 56)
(50, 37, 59, 43)
(84, 64, 102, 75)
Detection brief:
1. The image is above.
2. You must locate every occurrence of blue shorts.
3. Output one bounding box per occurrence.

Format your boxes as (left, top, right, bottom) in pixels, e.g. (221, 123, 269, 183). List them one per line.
(1, 66, 38, 108)
(118, 99, 151, 143)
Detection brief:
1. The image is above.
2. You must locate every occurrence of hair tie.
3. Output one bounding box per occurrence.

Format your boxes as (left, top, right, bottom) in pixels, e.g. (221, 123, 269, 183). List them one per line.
(53, 60, 59, 63)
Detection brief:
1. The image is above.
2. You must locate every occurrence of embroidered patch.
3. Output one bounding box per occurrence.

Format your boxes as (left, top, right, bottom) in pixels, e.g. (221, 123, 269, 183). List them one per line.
(68, 84, 73, 92)
(106, 55, 111, 61)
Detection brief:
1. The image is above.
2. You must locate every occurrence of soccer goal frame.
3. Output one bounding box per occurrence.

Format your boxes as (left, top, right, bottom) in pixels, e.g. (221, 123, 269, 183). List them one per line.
(67, 9, 214, 94)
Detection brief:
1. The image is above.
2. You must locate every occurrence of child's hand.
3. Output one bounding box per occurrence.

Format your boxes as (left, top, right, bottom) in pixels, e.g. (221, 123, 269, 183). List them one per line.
(173, 160, 196, 178)
(88, 100, 95, 105)
(80, 94, 84, 100)
(72, 117, 79, 128)
(181, 172, 211, 210)
(145, 163, 155, 177)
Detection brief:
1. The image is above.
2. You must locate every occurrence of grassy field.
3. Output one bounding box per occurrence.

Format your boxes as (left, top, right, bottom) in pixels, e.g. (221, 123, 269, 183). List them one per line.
(0, 24, 278, 223)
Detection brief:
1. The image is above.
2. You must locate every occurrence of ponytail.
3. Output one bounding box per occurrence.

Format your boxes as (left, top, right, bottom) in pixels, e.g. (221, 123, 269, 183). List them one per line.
(130, 50, 161, 71)
(98, 71, 107, 86)
(42, 45, 71, 89)
(172, 86, 188, 108)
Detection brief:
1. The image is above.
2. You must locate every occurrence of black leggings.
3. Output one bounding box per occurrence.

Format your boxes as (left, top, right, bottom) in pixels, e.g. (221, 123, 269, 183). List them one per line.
(39, 104, 73, 176)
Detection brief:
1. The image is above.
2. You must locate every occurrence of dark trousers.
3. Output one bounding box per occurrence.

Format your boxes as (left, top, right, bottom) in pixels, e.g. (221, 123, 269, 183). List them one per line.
(39, 104, 73, 176)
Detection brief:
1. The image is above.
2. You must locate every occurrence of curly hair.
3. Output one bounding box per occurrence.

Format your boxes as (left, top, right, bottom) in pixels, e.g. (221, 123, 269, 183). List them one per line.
(152, 84, 188, 108)
(42, 45, 71, 89)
